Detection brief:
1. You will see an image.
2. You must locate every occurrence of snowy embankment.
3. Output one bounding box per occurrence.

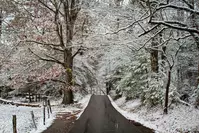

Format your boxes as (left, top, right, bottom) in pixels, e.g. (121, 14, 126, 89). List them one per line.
(109, 96, 199, 133)
(0, 95, 91, 133)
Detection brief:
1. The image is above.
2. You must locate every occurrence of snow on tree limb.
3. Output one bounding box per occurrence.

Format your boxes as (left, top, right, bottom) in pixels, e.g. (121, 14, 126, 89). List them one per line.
(150, 21, 199, 34)
(157, 4, 199, 15)
(28, 48, 65, 66)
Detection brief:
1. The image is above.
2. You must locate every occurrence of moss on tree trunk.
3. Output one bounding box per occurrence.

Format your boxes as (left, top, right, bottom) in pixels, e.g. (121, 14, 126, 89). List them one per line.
(62, 49, 74, 105)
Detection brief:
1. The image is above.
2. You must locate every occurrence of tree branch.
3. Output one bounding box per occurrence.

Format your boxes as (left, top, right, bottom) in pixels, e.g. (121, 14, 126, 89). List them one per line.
(26, 40, 64, 52)
(163, 21, 187, 27)
(138, 24, 160, 37)
(44, 53, 64, 65)
(181, 0, 193, 9)
(38, 0, 56, 13)
(26, 40, 60, 47)
(28, 48, 64, 66)
(72, 46, 83, 59)
(106, 10, 150, 34)
(49, 79, 66, 84)
(150, 21, 199, 34)
(157, 4, 199, 15)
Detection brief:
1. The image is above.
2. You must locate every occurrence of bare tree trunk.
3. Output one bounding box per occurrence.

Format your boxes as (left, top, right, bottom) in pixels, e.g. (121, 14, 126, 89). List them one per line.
(189, 0, 199, 48)
(164, 69, 171, 114)
(149, 2, 159, 74)
(151, 38, 159, 73)
(0, 9, 2, 38)
(161, 46, 166, 63)
(198, 63, 199, 85)
(62, 86, 73, 104)
(61, 0, 80, 105)
(194, 63, 199, 108)
(177, 1, 185, 36)
(160, 30, 167, 72)
(62, 49, 74, 104)
(189, 0, 199, 86)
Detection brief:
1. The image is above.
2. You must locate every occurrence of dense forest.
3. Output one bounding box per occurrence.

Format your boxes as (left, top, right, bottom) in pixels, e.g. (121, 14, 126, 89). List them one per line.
(0, 0, 199, 132)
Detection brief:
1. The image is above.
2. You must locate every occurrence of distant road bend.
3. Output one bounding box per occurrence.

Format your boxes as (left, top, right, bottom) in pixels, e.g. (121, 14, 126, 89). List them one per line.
(69, 95, 154, 133)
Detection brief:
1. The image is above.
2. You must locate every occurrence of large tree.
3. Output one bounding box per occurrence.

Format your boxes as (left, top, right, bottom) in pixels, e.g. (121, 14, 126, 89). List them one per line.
(19, 0, 82, 104)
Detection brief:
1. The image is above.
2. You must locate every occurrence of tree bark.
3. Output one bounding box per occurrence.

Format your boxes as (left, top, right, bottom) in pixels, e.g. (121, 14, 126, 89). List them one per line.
(189, 0, 199, 48)
(0, 9, 2, 38)
(194, 63, 199, 108)
(198, 63, 199, 86)
(177, 1, 185, 36)
(161, 46, 166, 62)
(151, 38, 159, 73)
(61, 0, 80, 105)
(62, 87, 73, 104)
(62, 49, 74, 104)
(164, 69, 171, 114)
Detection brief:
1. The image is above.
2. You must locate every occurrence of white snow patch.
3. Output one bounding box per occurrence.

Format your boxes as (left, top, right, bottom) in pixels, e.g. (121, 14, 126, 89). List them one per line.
(30, 112, 56, 133)
(0, 95, 91, 133)
(0, 105, 42, 133)
(114, 96, 126, 107)
(123, 99, 142, 110)
(76, 95, 91, 119)
(109, 96, 199, 133)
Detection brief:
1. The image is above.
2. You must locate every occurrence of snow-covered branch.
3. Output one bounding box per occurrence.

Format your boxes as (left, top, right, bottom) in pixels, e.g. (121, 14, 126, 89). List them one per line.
(28, 48, 64, 66)
(72, 46, 84, 59)
(26, 40, 64, 52)
(150, 21, 199, 34)
(106, 10, 150, 34)
(157, 4, 199, 15)
(26, 40, 61, 47)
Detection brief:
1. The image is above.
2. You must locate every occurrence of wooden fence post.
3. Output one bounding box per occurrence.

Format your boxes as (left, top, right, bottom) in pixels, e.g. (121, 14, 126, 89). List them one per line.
(31, 111, 37, 129)
(43, 101, 46, 125)
(35, 95, 37, 102)
(39, 94, 41, 102)
(47, 106, 50, 118)
(48, 100, 52, 114)
(28, 92, 31, 103)
(13, 115, 17, 133)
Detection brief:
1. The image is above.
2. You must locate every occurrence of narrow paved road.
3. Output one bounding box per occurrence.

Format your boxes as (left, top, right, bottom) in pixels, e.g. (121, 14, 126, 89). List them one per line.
(69, 95, 154, 133)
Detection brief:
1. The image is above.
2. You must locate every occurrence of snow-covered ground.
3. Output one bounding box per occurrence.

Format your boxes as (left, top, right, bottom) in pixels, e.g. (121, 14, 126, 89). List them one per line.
(0, 95, 91, 133)
(0, 104, 42, 133)
(109, 96, 199, 133)
(2, 95, 197, 133)
(76, 95, 91, 119)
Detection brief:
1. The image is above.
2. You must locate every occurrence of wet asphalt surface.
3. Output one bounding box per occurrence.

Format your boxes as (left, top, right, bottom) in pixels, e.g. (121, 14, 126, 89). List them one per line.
(69, 95, 154, 133)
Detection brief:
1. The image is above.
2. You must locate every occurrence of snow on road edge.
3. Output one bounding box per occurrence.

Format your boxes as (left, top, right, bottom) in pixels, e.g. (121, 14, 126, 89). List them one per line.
(76, 95, 91, 119)
(108, 95, 159, 133)
(30, 94, 91, 133)
(108, 96, 199, 133)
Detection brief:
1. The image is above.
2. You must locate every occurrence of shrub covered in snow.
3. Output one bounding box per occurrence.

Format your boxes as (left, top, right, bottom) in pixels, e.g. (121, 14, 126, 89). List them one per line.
(141, 77, 164, 106)
(115, 50, 149, 100)
(107, 47, 178, 106)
